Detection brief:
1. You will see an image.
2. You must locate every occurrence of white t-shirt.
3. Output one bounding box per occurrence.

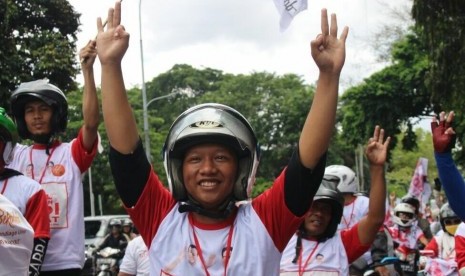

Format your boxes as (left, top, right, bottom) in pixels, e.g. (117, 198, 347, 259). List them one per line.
(119, 236, 150, 276)
(0, 194, 34, 276)
(338, 195, 369, 231)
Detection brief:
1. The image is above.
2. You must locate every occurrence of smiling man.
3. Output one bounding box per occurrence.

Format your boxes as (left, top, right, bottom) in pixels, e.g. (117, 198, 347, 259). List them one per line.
(96, 1, 349, 275)
(280, 126, 390, 276)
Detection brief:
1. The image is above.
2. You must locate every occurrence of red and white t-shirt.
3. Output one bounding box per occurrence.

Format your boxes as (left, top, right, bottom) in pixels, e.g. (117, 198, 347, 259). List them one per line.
(127, 168, 306, 276)
(280, 224, 369, 275)
(425, 230, 456, 260)
(455, 222, 465, 271)
(0, 194, 34, 276)
(0, 174, 49, 239)
(8, 129, 97, 271)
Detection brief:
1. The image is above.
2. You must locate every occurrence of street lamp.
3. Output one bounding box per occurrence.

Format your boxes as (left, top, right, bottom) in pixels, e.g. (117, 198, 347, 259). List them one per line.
(139, 0, 150, 160)
(143, 91, 183, 160)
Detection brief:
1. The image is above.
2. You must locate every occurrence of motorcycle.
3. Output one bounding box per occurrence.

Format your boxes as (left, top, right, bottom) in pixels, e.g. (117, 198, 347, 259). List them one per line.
(95, 247, 122, 276)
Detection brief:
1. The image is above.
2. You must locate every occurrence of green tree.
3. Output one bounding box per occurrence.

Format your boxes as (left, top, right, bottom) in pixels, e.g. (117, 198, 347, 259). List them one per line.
(412, 0, 465, 164)
(387, 128, 437, 197)
(339, 31, 431, 154)
(0, 0, 80, 107)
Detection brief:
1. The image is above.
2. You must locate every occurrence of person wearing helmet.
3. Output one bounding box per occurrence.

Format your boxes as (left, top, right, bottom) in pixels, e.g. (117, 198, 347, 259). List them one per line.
(97, 2, 347, 275)
(7, 41, 100, 276)
(425, 203, 459, 260)
(323, 165, 370, 232)
(122, 218, 137, 240)
(96, 219, 129, 255)
(324, 165, 372, 275)
(387, 202, 428, 275)
(401, 194, 433, 241)
(0, 107, 50, 275)
(280, 126, 390, 275)
(419, 203, 460, 275)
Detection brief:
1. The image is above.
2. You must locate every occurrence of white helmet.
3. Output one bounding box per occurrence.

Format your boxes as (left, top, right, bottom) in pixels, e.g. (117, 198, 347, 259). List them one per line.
(163, 103, 260, 203)
(324, 165, 358, 194)
(393, 203, 416, 227)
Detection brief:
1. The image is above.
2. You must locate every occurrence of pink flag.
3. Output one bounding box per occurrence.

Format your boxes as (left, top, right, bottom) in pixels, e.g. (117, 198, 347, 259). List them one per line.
(408, 157, 428, 198)
(408, 158, 432, 214)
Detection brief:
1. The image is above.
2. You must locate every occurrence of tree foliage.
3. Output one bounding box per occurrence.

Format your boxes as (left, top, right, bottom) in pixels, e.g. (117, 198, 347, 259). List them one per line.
(339, 30, 432, 155)
(387, 128, 437, 197)
(412, 0, 465, 164)
(0, 0, 80, 107)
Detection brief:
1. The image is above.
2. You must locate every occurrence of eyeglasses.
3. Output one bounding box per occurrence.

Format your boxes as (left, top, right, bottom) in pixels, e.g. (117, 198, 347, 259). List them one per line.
(444, 218, 462, 226)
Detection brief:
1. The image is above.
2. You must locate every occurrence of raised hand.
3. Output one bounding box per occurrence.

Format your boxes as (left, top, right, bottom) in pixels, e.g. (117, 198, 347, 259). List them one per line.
(96, 1, 129, 65)
(431, 111, 456, 153)
(79, 40, 97, 69)
(365, 126, 391, 167)
(310, 9, 349, 75)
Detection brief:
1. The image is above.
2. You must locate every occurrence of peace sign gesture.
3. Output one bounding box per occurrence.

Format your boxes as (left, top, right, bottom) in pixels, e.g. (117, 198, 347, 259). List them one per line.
(96, 1, 129, 65)
(365, 126, 390, 167)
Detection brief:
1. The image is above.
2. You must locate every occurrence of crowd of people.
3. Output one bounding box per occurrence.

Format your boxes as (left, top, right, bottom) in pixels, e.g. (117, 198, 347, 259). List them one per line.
(2, 1, 465, 276)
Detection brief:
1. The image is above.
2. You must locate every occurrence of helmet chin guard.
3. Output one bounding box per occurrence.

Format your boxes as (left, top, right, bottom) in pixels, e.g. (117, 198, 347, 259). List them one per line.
(163, 103, 260, 205)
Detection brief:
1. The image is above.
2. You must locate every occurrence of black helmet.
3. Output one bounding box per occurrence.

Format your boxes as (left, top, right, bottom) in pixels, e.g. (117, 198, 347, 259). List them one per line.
(0, 107, 19, 164)
(10, 79, 68, 140)
(310, 179, 344, 242)
(163, 103, 260, 202)
(401, 194, 420, 215)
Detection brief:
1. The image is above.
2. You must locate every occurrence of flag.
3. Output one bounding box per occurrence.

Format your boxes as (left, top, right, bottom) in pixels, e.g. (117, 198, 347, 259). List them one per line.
(408, 157, 431, 213)
(273, 0, 308, 32)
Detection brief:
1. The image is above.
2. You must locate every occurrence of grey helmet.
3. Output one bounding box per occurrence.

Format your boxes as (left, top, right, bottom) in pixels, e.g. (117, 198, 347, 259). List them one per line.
(324, 165, 358, 194)
(439, 203, 460, 235)
(10, 79, 68, 140)
(163, 103, 260, 203)
(311, 181, 344, 241)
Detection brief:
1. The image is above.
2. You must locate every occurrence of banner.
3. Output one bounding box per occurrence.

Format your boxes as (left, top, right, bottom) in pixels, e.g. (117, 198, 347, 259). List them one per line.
(273, 0, 308, 32)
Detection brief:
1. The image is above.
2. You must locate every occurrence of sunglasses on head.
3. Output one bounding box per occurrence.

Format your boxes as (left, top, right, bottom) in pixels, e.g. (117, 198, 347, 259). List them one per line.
(444, 218, 462, 226)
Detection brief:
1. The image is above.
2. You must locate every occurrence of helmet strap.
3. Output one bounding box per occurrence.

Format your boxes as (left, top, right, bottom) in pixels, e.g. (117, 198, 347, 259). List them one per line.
(31, 134, 55, 155)
(178, 196, 236, 219)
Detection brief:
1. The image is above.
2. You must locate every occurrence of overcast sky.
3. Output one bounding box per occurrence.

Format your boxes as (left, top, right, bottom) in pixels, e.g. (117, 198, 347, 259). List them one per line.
(69, 0, 411, 91)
